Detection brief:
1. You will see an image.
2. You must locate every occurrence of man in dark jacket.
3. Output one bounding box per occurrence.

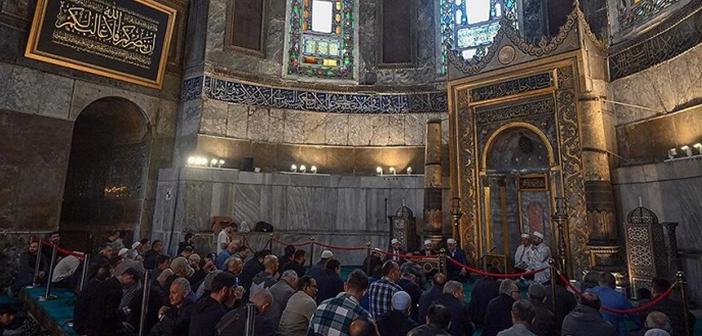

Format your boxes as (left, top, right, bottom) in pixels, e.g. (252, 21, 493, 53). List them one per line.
(144, 240, 164, 270)
(527, 284, 557, 336)
(316, 259, 344, 304)
(544, 276, 576, 332)
(216, 289, 277, 336)
(644, 278, 695, 336)
(280, 249, 306, 278)
(307, 250, 333, 280)
(249, 255, 279, 298)
(419, 273, 447, 323)
(149, 277, 193, 336)
(408, 304, 452, 336)
(189, 272, 241, 336)
(483, 279, 520, 336)
(561, 292, 616, 336)
(445, 239, 468, 282)
(122, 268, 163, 334)
(278, 245, 296, 271)
(398, 271, 422, 322)
(435, 280, 473, 336)
(12, 240, 46, 293)
(240, 249, 270, 296)
(87, 268, 124, 335)
(468, 267, 501, 327)
(74, 263, 110, 335)
(377, 291, 419, 336)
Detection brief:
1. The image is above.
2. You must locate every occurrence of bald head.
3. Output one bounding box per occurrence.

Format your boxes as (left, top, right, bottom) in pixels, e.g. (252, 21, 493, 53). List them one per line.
(263, 254, 279, 274)
(251, 289, 273, 313)
(281, 269, 299, 287)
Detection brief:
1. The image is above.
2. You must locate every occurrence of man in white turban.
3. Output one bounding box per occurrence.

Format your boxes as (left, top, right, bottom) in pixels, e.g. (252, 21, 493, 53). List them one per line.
(527, 231, 551, 284)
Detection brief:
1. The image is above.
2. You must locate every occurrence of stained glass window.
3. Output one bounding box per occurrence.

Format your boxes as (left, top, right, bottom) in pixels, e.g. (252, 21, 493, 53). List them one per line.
(438, 0, 518, 75)
(618, 0, 681, 31)
(286, 0, 355, 79)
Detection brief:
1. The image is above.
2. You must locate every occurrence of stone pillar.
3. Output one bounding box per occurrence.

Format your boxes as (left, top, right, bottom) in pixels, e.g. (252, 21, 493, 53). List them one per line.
(580, 97, 622, 271)
(424, 119, 443, 238)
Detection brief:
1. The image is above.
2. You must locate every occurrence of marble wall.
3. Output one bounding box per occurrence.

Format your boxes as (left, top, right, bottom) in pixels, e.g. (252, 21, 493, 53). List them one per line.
(151, 167, 450, 265)
(609, 43, 702, 126)
(613, 159, 702, 303)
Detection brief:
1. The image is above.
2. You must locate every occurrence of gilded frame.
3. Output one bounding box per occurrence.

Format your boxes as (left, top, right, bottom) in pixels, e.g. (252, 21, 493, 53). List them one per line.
(25, 0, 177, 89)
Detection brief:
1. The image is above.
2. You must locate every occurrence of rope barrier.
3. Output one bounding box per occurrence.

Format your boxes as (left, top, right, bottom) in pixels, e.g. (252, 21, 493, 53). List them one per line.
(447, 257, 547, 278)
(41, 241, 86, 261)
(374, 249, 440, 261)
(314, 241, 368, 251)
(271, 238, 311, 247)
(557, 272, 676, 315)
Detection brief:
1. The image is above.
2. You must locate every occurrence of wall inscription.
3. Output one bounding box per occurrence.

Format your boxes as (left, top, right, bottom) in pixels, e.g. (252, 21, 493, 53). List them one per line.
(25, 0, 177, 88)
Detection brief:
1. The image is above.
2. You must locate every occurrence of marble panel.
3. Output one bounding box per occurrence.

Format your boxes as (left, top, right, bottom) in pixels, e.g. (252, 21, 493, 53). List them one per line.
(233, 183, 262, 227)
(179, 99, 203, 137)
(69, 80, 113, 120)
(270, 185, 285, 227)
(285, 186, 312, 231)
(226, 103, 249, 139)
(37, 72, 74, 120)
(5, 64, 42, 115)
(155, 99, 178, 137)
(269, 108, 286, 143)
(284, 111, 326, 144)
(200, 99, 228, 136)
(336, 188, 367, 231)
(258, 184, 273, 223)
(404, 113, 428, 146)
(325, 113, 349, 145)
(348, 114, 374, 146)
(182, 181, 213, 232)
(205, 0, 227, 52)
(247, 106, 270, 142)
(365, 188, 392, 230)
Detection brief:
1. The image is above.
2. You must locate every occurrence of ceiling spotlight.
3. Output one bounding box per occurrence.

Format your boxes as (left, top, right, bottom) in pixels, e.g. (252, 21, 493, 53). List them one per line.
(389, 167, 396, 175)
(187, 156, 196, 165)
(694, 143, 702, 154)
(376, 166, 383, 176)
(407, 166, 413, 175)
(291, 164, 298, 172)
(667, 148, 677, 160)
(218, 159, 225, 168)
(210, 158, 218, 166)
(681, 145, 692, 157)
(310, 166, 317, 174)
(300, 165, 307, 173)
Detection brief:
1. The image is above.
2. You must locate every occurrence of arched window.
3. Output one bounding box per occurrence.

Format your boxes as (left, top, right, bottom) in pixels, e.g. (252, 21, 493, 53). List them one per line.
(438, 0, 518, 75)
(285, 0, 356, 79)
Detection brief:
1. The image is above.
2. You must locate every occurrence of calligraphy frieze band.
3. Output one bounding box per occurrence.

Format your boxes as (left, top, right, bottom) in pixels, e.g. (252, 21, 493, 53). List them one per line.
(25, 0, 177, 89)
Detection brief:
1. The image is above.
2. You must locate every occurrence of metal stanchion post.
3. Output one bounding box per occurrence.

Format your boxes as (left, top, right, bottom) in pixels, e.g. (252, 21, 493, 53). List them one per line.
(676, 271, 690, 335)
(549, 259, 557, 313)
(267, 233, 274, 251)
(40, 243, 58, 301)
(366, 241, 372, 274)
(439, 253, 447, 275)
(309, 237, 316, 267)
(79, 254, 90, 292)
(31, 242, 43, 287)
(244, 303, 256, 336)
(138, 271, 151, 336)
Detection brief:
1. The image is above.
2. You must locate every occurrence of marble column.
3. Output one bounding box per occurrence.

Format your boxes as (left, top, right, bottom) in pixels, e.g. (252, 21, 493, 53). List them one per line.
(424, 119, 443, 236)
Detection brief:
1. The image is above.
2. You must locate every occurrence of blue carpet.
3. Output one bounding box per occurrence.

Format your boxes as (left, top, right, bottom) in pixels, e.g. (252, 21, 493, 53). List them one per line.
(23, 287, 78, 336)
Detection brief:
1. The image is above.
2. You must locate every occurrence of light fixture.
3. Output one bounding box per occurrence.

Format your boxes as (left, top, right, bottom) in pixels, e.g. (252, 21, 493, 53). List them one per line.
(376, 166, 383, 176)
(210, 158, 218, 167)
(300, 165, 307, 173)
(407, 167, 413, 175)
(310, 166, 317, 174)
(218, 159, 225, 168)
(389, 167, 396, 175)
(681, 145, 692, 157)
(291, 164, 298, 172)
(694, 143, 702, 155)
(667, 148, 677, 160)
(187, 156, 196, 165)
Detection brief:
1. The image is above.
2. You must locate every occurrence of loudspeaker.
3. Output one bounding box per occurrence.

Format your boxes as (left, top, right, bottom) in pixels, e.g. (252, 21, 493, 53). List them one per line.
(242, 157, 254, 171)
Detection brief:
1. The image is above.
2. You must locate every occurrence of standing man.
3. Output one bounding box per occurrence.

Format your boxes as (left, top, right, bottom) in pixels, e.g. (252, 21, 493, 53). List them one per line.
(527, 232, 551, 284)
(308, 270, 371, 336)
(279, 276, 318, 336)
(446, 238, 468, 282)
(368, 261, 403, 318)
(216, 223, 234, 254)
(387, 239, 406, 263)
(513, 234, 531, 272)
(144, 240, 164, 270)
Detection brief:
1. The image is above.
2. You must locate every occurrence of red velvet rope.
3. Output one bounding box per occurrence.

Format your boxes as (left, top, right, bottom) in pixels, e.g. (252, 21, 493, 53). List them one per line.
(271, 238, 312, 247)
(314, 241, 368, 251)
(375, 249, 440, 261)
(447, 257, 547, 278)
(557, 273, 675, 315)
(41, 241, 86, 261)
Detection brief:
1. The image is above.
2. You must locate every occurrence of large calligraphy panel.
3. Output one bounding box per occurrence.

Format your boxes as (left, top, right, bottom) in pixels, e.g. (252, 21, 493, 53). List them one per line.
(26, 0, 177, 88)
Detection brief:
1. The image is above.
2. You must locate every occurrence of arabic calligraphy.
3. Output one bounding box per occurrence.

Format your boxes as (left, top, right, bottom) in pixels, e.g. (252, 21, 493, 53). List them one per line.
(53, 0, 158, 69)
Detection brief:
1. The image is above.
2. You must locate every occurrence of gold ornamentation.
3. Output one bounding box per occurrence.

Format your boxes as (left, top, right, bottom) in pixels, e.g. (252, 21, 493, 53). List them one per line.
(498, 45, 516, 65)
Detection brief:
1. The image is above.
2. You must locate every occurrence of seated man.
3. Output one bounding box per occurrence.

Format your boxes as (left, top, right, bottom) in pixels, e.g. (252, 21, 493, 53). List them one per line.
(445, 239, 468, 282)
(561, 292, 615, 336)
(216, 289, 277, 336)
(588, 272, 638, 335)
(408, 304, 452, 336)
(376, 291, 418, 336)
(12, 240, 45, 293)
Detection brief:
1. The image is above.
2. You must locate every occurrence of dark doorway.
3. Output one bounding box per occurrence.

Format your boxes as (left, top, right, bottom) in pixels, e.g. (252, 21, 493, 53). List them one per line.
(60, 97, 151, 251)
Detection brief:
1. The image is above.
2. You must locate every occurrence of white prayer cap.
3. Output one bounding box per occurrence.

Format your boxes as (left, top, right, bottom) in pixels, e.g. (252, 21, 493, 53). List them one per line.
(321, 250, 334, 259)
(131, 241, 141, 249)
(118, 248, 129, 257)
(391, 238, 400, 244)
(447, 238, 456, 244)
(424, 239, 432, 246)
(391, 291, 412, 311)
(532, 231, 544, 239)
(520, 233, 530, 239)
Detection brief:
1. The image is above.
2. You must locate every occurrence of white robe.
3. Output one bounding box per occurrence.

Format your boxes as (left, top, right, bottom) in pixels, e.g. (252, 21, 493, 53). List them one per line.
(527, 243, 551, 284)
(513, 244, 530, 268)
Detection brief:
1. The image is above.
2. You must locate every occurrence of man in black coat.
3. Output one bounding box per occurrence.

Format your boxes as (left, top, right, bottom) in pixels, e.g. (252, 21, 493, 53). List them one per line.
(408, 304, 452, 336)
(315, 259, 344, 304)
(189, 272, 242, 336)
(377, 291, 419, 336)
(74, 263, 111, 335)
(149, 277, 194, 336)
(240, 250, 269, 297)
(435, 280, 473, 336)
(561, 292, 615, 336)
(418, 273, 447, 323)
(280, 249, 306, 278)
(544, 276, 576, 332)
(468, 268, 500, 327)
(483, 279, 520, 336)
(87, 270, 124, 335)
(398, 271, 422, 322)
(216, 289, 277, 336)
(527, 283, 557, 336)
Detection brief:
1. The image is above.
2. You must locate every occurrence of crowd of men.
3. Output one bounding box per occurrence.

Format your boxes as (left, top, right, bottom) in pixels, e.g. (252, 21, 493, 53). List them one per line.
(4, 229, 695, 336)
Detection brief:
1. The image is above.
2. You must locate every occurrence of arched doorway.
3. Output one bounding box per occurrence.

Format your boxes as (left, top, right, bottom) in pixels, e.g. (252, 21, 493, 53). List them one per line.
(479, 125, 556, 265)
(60, 97, 151, 250)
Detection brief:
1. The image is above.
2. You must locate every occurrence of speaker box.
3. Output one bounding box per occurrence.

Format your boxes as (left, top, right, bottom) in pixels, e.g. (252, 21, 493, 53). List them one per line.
(242, 157, 254, 171)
